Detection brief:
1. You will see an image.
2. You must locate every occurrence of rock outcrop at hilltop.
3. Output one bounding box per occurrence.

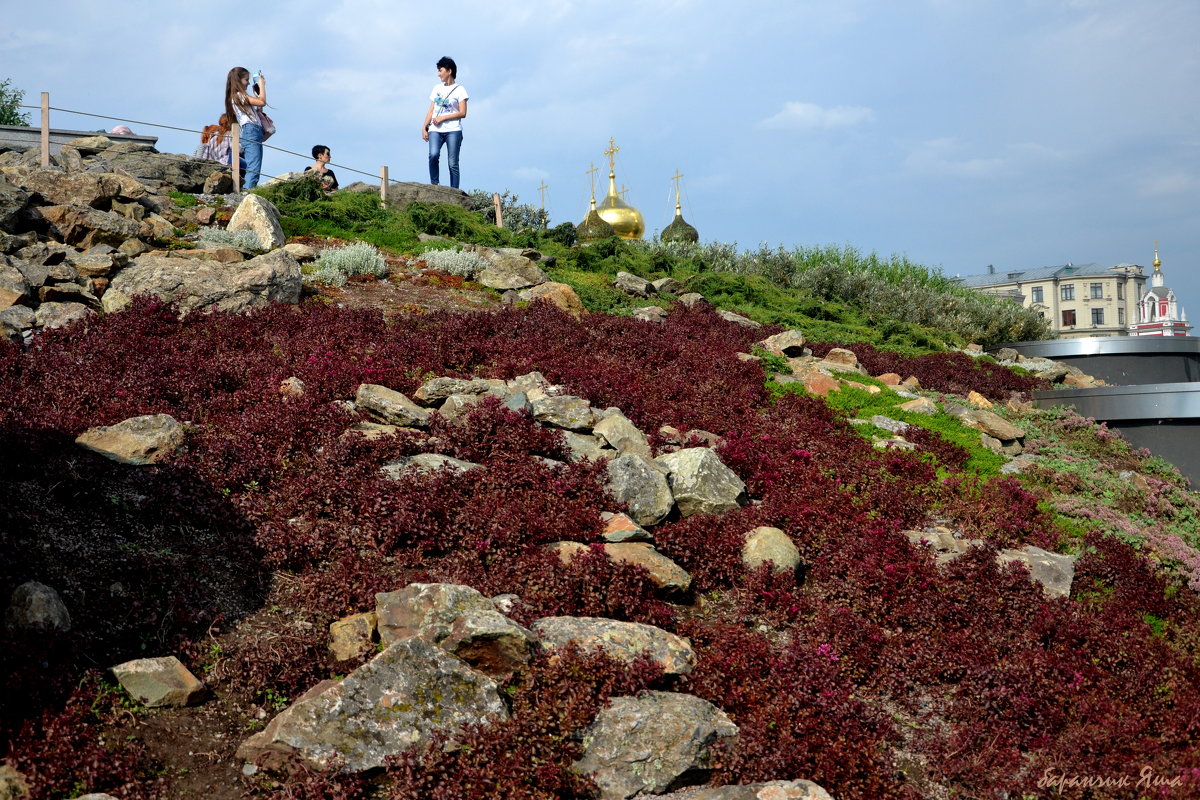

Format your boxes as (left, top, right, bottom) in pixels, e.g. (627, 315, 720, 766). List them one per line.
(0, 136, 301, 343)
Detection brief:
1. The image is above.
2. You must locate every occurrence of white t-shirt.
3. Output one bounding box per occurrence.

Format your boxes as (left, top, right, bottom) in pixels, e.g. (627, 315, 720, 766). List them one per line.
(233, 99, 261, 127)
(428, 83, 468, 133)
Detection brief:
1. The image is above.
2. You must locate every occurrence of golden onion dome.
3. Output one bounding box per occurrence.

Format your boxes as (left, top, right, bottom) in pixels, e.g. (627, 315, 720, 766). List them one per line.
(596, 169, 645, 240)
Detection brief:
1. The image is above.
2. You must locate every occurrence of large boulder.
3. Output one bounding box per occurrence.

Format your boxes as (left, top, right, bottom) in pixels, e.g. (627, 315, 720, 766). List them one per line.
(374, 583, 535, 675)
(614, 271, 654, 298)
(654, 448, 746, 517)
(0, 264, 30, 310)
(945, 404, 1025, 441)
(741, 526, 801, 574)
(381, 453, 482, 480)
(236, 638, 508, 773)
(531, 616, 695, 676)
(475, 249, 548, 291)
(518, 281, 585, 319)
(574, 691, 738, 800)
(4, 581, 71, 632)
(757, 329, 807, 357)
(35, 204, 143, 248)
(549, 542, 691, 598)
(593, 412, 652, 458)
(103, 250, 301, 315)
(0, 305, 34, 343)
(345, 180, 471, 210)
(18, 169, 124, 208)
(532, 394, 595, 431)
(75, 414, 184, 465)
(355, 384, 432, 427)
(227, 194, 286, 250)
(110, 656, 206, 708)
(102, 150, 223, 193)
(413, 376, 501, 405)
(997, 546, 1076, 599)
(34, 301, 93, 330)
(605, 453, 675, 527)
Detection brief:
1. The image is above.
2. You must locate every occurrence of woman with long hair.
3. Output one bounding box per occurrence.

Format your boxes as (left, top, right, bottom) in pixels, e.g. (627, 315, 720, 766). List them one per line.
(224, 67, 267, 188)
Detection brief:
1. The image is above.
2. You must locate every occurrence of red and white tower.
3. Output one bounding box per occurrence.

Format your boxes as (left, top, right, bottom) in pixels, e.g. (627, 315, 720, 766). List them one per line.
(1129, 245, 1191, 337)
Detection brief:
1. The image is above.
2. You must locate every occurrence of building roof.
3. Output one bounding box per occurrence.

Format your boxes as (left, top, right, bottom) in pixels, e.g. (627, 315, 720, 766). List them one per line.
(952, 263, 1129, 289)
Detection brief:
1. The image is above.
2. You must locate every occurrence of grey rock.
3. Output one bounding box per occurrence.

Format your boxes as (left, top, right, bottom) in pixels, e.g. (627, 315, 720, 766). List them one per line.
(39, 282, 100, 308)
(997, 546, 1076, 599)
(945, 405, 1025, 441)
(17, 169, 124, 208)
(741, 526, 801, 573)
(375, 583, 534, 676)
(110, 656, 206, 708)
(4, 581, 71, 632)
(35, 204, 143, 248)
(102, 150, 224, 193)
(594, 412, 652, 458)
(501, 390, 531, 414)
(600, 511, 655, 543)
(436, 393, 485, 423)
(563, 430, 617, 462)
(1000, 454, 1041, 474)
(531, 617, 695, 676)
(632, 306, 668, 323)
(381, 453, 482, 480)
(413, 376, 499, 405)
(355, 384, 432, 427)
(346, 180, 472, 211)
(716, 309, 761, 328)
(75, 414, 184, 465)
(103, 250, 301, 316)
(236, 638, 508, 773)
(475, 250, 549, 290)
(677, 292, 708, 308)
(651, 277, 685, 295)
(0, 305, 35, 343)
(606, 453, 674, 526)
(227, 194, 285, 250)
(614, 271, 654, 297)
(532, 394, 594, 431)
(67, 252, 118, 277)
(992, 347, 1020, 362)
(654, 448, 746, 517)
(870, 415, 909, 434)
(656, 779, 835, 800)
(33, 301, 93, 331)
(576, 691, 738, 800)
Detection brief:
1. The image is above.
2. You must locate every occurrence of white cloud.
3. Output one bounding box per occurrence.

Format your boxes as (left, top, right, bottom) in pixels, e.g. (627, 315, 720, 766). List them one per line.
(758, 102, 875, 131)
(904, 138, 1006, 179)
(1138, 173, 1198, 197)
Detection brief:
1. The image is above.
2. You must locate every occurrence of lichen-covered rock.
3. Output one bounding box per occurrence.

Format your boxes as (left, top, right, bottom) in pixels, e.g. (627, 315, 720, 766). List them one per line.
(716, 309, 760, 328)
(654, 448, 746, 517)
(473, 249, 548, 290)
(757, 329, 806, 357)
(945, 404, 1025, 441)
(594, 412, 652, 458)
(329, 612, 378, 661)
(103, 250, 301, 316)
(531, 616, 695, 676)
(652, 277, 684, 295)
(897, 397, 938, 415)
(75, 414, 183, 465)
(413, 376, 501, 405)
(656, 779, 835, 800)
(110, 656, 206, 708)
(226, 194, 286, 250)
(35, 204, 142, 248)
(563, 431, 617, 462)
(600, 512, 654, 543)
(19, 169, 124, 208)
(532, 394, 594, 431)
(606, 453, 675, 527)
(997, 546, 1076, 599)
(0, 264, 30, 309)
(375, 583, 534, 676)
(355, 384, 432, 427)
(518, 281, 586, 319)
(614, 271, 654, 297)
(632, 306, 668, 323)
(381, 453, 482, 480)
(574, 691, 738, 800)
(236, 638, 508, 773)
(4, 581, 71, 632)
(741, 526, 801, 574)
(0, 305, 34, 344)
(602, 542, 692, 598)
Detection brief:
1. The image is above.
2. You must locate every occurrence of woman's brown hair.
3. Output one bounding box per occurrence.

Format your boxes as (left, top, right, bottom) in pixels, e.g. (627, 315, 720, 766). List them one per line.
(224, 67, 250, 122)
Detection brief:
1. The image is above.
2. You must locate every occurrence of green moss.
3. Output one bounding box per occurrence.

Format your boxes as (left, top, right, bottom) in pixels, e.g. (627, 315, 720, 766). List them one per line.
(168, 191, 198, 208)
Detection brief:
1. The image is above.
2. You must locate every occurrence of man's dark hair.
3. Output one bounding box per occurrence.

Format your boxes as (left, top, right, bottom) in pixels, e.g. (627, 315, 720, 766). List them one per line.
(312, 144, 329, 159)
(436, 56, 457, 79)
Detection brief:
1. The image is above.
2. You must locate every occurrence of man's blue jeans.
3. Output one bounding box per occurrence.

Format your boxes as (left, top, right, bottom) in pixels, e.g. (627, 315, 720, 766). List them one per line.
(241, 122, 264, 189)
(428, 130, 462, 188)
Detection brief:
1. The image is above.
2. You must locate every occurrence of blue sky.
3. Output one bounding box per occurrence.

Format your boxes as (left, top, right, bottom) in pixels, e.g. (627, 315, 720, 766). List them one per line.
(5, 0, 1199, 305)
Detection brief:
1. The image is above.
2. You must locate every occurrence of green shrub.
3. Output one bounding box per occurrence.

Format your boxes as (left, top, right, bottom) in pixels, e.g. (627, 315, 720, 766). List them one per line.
(313, 241, 388, 278)
(168, 191, 199, 209)
(197, 226, 262, 252)
(420, 248, 489, 278)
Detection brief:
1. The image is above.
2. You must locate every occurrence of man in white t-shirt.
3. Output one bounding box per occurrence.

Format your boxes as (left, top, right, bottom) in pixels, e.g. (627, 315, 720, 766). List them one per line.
(421, 56, 469, 189)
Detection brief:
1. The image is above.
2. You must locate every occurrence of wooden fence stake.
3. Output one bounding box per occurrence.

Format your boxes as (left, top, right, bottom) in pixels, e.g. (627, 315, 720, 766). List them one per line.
(493, 192, 503, 228)
(380, 166, 388, 207)
(40, 92, 49, 167)
(231, 124, 241, 192)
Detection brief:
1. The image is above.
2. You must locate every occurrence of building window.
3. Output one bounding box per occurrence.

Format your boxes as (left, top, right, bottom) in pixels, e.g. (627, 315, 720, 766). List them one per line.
(1092, 308, 1105, 325)
(1061, 285, 1075, 301)
(1062, 309, 1077, 327)
(1090, 283, 1103, 299)
(1117, 283, 1125, 300)
(1031, 286, 1044, 304)
(1118, 308, 1125, 325)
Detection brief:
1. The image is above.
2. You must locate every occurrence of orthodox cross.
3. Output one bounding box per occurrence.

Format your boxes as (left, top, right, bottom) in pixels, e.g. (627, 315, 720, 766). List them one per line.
(604, 137, 620, 174)
(537, 180, 548, 211)
(671, 170, 684, 210)
(586, 162, 599, 201)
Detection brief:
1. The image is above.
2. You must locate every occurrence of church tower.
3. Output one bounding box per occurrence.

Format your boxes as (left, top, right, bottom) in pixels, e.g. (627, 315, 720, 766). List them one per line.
(1129, 244, 1191, 336)
(577, 161, 615, 244)
(660, 169, 699, 244)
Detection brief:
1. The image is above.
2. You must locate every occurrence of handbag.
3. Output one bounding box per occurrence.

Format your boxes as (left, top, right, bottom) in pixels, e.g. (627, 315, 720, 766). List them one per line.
(259, 109, 276, 141)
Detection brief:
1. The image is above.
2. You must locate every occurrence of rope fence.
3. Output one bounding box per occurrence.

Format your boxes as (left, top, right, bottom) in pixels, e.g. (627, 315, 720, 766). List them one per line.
(11, 93, 464, 213)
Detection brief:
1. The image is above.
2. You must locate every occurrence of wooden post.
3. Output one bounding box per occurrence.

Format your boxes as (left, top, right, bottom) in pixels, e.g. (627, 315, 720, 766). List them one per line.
(380, 166, 389, 207)
(492, 192, 503, 228)
(39, 92, 49, 167)
(231, 123, 241, 192)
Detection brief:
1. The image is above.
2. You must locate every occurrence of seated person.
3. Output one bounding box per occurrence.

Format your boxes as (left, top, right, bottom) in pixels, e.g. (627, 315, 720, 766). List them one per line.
(195, 114, 246, 172)
(304, 144, 339, 191)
